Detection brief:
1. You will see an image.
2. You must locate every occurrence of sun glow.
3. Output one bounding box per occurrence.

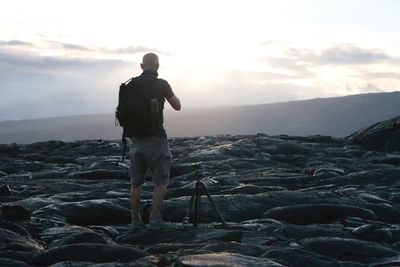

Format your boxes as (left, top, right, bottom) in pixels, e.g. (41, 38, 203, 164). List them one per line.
(1, 0, 400, 119)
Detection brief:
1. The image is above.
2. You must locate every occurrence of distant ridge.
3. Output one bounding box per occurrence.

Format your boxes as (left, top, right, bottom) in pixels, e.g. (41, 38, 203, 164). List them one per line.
(0, 91, 399, 144)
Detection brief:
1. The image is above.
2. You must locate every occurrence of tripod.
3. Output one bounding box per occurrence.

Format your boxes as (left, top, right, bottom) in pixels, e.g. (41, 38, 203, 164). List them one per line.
(183, 170, 226, 228)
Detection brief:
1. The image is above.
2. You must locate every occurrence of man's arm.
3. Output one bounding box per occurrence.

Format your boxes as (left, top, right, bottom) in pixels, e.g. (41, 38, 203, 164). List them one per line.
(167, 95, 181, 111)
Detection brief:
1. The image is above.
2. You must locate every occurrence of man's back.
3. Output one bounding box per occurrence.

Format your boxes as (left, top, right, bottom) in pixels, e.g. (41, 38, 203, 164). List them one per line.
(123, 69, 175, 138)
(128, 52, 181, 230)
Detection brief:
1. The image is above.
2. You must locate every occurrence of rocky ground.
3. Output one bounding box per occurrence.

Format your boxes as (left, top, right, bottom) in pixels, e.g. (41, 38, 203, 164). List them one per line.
(1, 118, 400, 266)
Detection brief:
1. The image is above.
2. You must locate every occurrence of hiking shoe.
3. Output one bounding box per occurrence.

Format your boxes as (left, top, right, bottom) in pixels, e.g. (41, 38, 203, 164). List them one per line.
(131, 218, 147, 230)
(148, 218, 174, 230)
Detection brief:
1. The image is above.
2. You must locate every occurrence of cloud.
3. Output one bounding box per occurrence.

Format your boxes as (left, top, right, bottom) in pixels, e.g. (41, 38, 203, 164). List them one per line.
(262, 55, 314, 77)
(0, 49, 128, 79)
(363, 72, 400, 79)
(0, 48, 135, 120)
(261, 43, 394, 70)
(259, 40, 290, 47)
(346, 83, 385, 93)
(316, 44, 390, 65)
(287, 44, 392, 66)
(102, 46, 171, 56)
(0, 39, 171, 58)
(44, 41, 166, 54)
(46, 40, 92, 51)
(0, 40, 33, 46)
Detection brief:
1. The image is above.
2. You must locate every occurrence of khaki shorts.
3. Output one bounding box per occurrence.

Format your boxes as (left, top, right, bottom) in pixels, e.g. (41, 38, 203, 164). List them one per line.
(129, 136, 172, 188)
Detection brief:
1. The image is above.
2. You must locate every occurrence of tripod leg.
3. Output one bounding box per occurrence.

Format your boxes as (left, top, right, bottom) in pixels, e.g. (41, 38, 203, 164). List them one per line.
(184, 184, 197, 224)
(193, 182, 202, 228)
(201, 183, 226, 226)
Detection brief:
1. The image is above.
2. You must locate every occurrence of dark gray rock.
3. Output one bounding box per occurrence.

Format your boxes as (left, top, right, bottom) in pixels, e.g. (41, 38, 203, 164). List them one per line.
(1, 205, 31, 221)
(22, 153, 47, 161)
(364, 203, 400, 223)
(116, 229, 243, 246)
(67, 169, 128, 180)
(262, 248, 365, 267)
(201, 242, 267, 257)
(31, 170, 67, 180)
(0, 143, 20, 154)
(263, 204, 377, 224)
(47, 255, 160, 266)
(221, 184, 264, 194)
(313, 167, 345, 177)
(300, 237, 398, 262)
(145, 243, 203, 254)
(33, 244, 147, 265)
(4, 132, 400, 266)
(279, 223, 353, 240)
(352, 224, 392, 243)
(173, 252, 285, 267)
(170, 163, 199, 178)
(347, 116, 400, 152)
(0, 184, 12, 196)
(0, 251, 39, 266)
(45, 156, 77, 164)
(33, 200, 131, 225)
(370, 155, 400, 165)
(0, 221, 30, 236)
(0, 257, 31, 267)
(24, 140, 66, 154)
(0, 228, 45, 252)
(49, 231, 116, 247)
(39, 226, 95, 244)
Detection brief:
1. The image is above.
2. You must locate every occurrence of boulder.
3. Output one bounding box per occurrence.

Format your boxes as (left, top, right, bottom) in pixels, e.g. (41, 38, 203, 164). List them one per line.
(263, 204, 377, 224)
(1, 205, 31, 221)
(67, 169, 129, 180)
(0, 228, 45, 252)
(300, 237, 398, 262)
(33, 200, 131, 225)
(262, 248, 365, 267)
(49, 231, 116, 247)
(347, 116, 400, 152)
(33, 244, 147, 265)
(174, 252, 285, 267)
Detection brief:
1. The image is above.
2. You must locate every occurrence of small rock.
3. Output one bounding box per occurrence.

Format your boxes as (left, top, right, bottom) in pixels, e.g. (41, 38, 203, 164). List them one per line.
(313, 167, 345, 177)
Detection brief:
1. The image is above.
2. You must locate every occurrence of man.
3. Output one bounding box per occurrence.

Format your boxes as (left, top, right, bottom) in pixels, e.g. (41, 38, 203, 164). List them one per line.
(128, 53, 181, 230)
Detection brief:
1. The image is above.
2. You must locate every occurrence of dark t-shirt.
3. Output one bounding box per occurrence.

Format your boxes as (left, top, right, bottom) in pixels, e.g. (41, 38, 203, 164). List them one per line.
(125, 70, 174, 138)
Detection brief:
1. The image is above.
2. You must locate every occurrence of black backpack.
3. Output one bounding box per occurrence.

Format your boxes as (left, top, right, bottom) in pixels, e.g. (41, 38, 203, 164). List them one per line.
(115, 77, 162, 160)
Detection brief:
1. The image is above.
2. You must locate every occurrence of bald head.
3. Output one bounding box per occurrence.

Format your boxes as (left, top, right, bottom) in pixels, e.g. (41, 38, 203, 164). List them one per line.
(141, 53, 159, 71)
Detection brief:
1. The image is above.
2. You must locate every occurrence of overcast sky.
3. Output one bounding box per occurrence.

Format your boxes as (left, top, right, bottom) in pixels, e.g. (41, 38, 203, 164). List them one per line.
(1, 0, 400, 121)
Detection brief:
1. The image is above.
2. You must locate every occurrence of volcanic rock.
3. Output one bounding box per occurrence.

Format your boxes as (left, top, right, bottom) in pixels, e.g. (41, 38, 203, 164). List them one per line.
(1, 205, 31, 221)
(347, 115, 400, 152)
(1, 117, 400, 265)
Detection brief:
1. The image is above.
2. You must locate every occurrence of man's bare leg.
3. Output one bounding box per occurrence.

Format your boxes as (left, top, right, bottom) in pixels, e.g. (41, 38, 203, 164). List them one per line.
(150, 184, 167, 219)
(131, 185, 142, 220)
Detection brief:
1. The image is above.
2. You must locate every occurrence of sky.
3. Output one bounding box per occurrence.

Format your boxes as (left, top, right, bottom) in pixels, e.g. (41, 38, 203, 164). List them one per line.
(1, 0, 400, 121)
